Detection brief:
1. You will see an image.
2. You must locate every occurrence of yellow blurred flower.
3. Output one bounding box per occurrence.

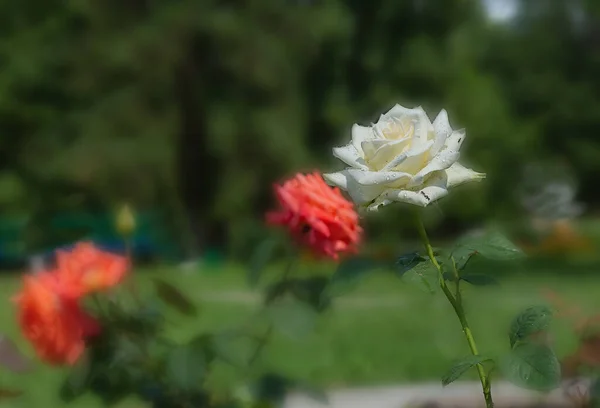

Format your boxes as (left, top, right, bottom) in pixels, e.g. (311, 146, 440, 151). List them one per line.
(115, 203, 136, 237)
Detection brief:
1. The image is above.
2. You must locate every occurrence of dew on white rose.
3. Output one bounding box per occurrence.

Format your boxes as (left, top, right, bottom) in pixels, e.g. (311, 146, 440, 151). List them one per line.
(323, 103, 485, 209)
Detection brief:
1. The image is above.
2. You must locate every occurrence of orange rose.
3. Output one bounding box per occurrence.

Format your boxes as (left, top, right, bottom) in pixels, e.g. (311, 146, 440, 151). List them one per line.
(266, 172, 362, 260)
(55, 242, 129, 298)
(14, 272, 100, 366)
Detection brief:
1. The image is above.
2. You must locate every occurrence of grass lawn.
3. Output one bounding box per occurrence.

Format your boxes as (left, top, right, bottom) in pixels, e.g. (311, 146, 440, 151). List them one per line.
(0, 259, 598, 407)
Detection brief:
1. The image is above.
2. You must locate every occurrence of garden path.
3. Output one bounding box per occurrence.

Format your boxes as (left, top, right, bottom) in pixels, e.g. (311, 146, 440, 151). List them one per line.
(284, 380, 583, 408)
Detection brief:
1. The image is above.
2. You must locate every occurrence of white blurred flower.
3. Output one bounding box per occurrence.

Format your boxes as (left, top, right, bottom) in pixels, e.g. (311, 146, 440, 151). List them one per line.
(519, 163, 584, 221)
(323, 104, 485, 211)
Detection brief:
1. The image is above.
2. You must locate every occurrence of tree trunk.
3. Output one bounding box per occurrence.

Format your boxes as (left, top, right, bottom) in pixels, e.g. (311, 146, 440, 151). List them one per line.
(174, 36, 227, 260)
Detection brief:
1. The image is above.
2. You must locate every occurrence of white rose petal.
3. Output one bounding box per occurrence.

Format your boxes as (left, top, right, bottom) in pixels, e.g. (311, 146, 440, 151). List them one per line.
(324, 104, 485, 209)
(344, 168, 412, 186)
(378, 105, 432, 150)
(332, 145, 368, 170)
(442, 129, 466, 153)
(367, 138, 412, 170)
(407, 150, 460, 188)
(322, 171, 348, 190)
(412, 114, 434, 149)
(351, 124, 374, 153)
(368, 172, 449, 211)
(361, 139, 394, 159)
(431, 109, 452, 155)
(392, 140, 435, 175)
(446, 162, 486, 188)
(380, 140, 430, 172)
(380, 104, 426, 121)
(323, 170, 387, 205)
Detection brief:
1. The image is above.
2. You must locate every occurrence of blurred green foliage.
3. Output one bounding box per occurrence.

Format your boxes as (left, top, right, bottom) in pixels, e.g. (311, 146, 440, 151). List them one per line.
(0, 0, 598, 257)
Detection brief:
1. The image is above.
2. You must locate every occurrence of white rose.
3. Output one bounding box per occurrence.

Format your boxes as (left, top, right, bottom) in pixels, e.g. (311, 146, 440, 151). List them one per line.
(323, 104, 485, 211)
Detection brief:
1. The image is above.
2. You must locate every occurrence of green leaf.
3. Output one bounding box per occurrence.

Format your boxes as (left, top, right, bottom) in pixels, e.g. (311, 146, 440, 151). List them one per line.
(509, 306, 553, 348)
(454, 230, 525, 261)
(132, 300, 165, 334)
(144, 337, 172, 366)
(401, 261, 438, 294)
(248, 238, 279, 287)
(153, 278, 197, 317)
(87, 363, 135, 405)
(453, 251, 478, 271)
(166, 344, 207, 393)
(265, 277, 332, 311)
(442, 355, 492, 386)
(394, 251, 425, 276)
(82, 329, 151, 404)
(110, 337, 145, 368)
(60, 354, 91, 402)
(265, 300, 317, 340)
(500, 343, 561, 391)
(264, 280, 294, 305)
(289, 276, 331, 312)
(443, 272, 457, 281)
(191, 330, 262, 368)
(209, 331, 255, 368)
(0, 335, 32, 373)
(430, 248, 447, 257)
(254, 373, 291, 404)
(327, 256, 386, 296)
(189, 334, 217, 364)
(460, 274, 499, 286)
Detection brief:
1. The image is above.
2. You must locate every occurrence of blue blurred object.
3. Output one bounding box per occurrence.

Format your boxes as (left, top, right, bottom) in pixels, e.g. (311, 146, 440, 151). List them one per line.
(0, 211, 182, 269)
(137, 382, 164, 402)
(202, 247, 224, 268)
(32, 236, 161, 266)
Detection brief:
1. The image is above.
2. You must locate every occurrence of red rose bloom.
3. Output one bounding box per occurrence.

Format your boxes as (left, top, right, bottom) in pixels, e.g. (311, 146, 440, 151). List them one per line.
(14, 272, 100, 366)
(266, 172, 362, 260)
(54, 242, 129, 299)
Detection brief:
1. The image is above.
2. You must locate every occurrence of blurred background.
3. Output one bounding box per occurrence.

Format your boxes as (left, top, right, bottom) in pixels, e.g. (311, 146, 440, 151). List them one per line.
(1, 0, 600, 406)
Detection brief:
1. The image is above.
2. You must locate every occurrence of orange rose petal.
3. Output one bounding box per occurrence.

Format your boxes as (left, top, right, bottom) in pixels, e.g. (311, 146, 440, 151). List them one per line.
(54, 242, 129, 298)
(15, 272, 100, 366)
(266, 172, 362, 260)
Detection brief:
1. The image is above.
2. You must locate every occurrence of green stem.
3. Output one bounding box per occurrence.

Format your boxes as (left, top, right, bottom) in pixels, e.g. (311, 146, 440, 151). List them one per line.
(91, 294, 106, 318)
(247, 257, 295, 366)
(247, 325, 273, 366)
(451, 257, 462, 303)
(124, 237, 132, 263)
(122, 236, 142, 306)
(415, 213, 494, 408)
